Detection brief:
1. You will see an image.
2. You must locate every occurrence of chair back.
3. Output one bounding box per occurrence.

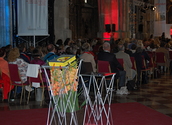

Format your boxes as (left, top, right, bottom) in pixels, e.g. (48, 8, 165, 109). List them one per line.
(155, 52, 166, 63)
(26, 64, 44, 86)
(148, 53, 155, 68)
(141, 56, 148, 69)
(169, 51, 172, 60)
(28, 71, 44, 88)
(80, 62, 94, 74)
(28, 72, 43, 83)
(117, 58, 124, 68)
(97, 60, 111, 73)
(8, 64, 21, 82)
(130, 57, 137, 70)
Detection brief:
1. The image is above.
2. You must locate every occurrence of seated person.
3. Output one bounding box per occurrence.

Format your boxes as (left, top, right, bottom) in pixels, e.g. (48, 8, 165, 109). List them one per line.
(44, 44, 58, 62)
(18, 43, 31, 63)
(0, 47, 14, 102)
(30, 48, 50, 102)
(97, 42, 128, 95)
(80, 42, 96, 72)
(115, 44, 137, 81)
(8, 48, 32, 93)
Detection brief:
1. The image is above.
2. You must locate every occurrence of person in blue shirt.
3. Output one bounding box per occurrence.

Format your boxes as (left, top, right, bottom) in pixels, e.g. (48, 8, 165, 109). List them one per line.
(44, 44, 58, 62)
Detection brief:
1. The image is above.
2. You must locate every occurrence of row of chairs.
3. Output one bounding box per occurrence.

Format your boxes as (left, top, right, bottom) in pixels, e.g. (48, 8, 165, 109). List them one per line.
(96, 52, 166, 87)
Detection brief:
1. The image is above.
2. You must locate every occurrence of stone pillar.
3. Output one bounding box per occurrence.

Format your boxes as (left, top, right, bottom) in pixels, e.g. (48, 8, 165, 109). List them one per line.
(97, 0, 105, 38)
(54, 0, 71, 42)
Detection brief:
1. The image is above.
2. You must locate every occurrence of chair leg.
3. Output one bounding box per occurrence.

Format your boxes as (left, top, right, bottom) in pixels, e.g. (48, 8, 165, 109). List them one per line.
(1, 87, 4, 102)
(140, 72, 142, 86)
(14, 86, 17, 98)
(8, 85, 12, 102)
(35, 89, 37, 100)
(27, 90, 31, 104)
(40, 88, 44, 106)
(24, 88, 26, 100)
(20, 86, 24, 104)
(116, 79, 119, 90)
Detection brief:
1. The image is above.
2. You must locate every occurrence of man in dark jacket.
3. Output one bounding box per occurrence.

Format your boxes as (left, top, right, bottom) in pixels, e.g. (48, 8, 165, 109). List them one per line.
(97, 42, 128, 94)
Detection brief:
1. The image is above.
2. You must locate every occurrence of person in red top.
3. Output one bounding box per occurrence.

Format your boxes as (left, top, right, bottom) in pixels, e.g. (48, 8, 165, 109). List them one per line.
(0, 47, 14, 102)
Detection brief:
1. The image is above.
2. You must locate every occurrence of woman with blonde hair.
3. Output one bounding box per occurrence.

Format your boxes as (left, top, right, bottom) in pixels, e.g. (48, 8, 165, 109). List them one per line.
(8, 48, 32, 93)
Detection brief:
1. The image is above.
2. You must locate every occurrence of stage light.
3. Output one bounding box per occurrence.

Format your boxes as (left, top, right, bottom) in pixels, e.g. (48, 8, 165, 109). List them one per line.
(150, 6, 156, 11)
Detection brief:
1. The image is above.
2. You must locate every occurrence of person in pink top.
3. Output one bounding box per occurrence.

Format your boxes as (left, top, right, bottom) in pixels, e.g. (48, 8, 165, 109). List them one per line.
(0, 47, 14, 102)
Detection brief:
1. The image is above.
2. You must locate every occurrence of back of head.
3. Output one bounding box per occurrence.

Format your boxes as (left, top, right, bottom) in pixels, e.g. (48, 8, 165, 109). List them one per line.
(118, 44, 125, 51)
(18, 43, 26, 52)
(32, 48, 42, 58)
(47, 44, 55, 52)
(0, 47, 6, 57)
(137, 40, 144, 48)
(8, 47, 20, 62)
(64, 38, 70, 46)
(65, 47, 72, 54)
(56, 39, 63, 46)
(103, 42, 110, 51)
(160, 42, 166, 47)
(131, 44, 137, 50)
(81, 42, 90, 52)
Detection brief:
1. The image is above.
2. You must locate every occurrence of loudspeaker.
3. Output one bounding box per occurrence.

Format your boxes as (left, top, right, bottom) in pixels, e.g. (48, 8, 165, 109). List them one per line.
(138, 24, 143, 32)
(105, 24, 111, 33)
(112, 24, 115, 32)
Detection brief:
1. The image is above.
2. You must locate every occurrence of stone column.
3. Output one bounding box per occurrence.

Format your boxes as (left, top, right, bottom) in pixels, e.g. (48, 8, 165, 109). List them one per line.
(54, 0, 71, 42)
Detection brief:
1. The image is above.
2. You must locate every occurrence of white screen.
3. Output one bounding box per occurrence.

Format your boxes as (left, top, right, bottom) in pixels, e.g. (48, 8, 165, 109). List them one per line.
(17, 0, 48, 36)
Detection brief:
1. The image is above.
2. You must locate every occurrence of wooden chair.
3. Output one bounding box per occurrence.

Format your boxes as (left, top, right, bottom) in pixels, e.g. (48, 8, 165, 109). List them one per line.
(140, 56, 151, 85)
(97, 60, 111, 73)
(8, 64, 30, 104)
(169, 51, 172, 61)
(130, 57, 137, 81)
(97, 60, 118, 89)
(80, 62, 94, 74)
(117, 58, 124, 69)
(130, 57, 137, 71)
(155, 52, 167, 73)
(148, 53, 155, 78)
(27, 64, 47, 106)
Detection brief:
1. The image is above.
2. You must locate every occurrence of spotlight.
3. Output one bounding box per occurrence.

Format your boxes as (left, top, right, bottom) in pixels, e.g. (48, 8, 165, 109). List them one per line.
(150, 6, 156, 11)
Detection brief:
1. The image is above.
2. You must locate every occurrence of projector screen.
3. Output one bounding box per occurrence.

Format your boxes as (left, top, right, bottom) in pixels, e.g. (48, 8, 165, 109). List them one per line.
(17, 0, 48, 36)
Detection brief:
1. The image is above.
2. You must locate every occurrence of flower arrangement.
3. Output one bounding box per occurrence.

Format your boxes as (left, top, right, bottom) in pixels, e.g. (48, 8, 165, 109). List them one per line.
(50, 62, 80, 113)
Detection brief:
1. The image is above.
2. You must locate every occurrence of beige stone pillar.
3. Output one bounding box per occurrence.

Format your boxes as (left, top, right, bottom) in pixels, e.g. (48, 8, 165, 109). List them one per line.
(54, 0, 71, 42)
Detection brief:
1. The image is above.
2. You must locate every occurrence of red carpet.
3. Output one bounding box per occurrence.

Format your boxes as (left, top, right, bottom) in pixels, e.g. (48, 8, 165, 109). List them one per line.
(112, 102, 172, 125)
(0, 102, 172, 125)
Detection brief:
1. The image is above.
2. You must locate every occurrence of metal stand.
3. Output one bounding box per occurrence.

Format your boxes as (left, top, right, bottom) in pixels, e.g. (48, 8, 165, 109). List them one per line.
(79, 73, 116, 125)
(43, 61, 83, 125)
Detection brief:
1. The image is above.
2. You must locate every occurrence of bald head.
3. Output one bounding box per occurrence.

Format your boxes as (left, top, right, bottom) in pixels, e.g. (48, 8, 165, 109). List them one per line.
(103, 42, 110, 51)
